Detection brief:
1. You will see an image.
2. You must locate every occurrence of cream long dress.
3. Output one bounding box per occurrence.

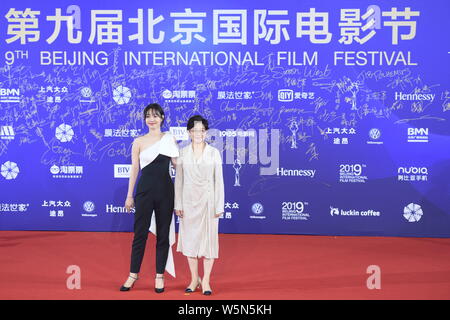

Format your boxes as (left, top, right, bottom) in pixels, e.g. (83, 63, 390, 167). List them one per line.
(174, 143, 225, 259)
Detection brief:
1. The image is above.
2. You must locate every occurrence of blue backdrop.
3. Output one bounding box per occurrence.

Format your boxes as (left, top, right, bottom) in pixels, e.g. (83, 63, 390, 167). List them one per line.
(1, 0, 449, 237)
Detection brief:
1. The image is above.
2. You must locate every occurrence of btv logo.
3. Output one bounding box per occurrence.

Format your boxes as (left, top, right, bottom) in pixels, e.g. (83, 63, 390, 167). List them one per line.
(169, 126, 188, 141)
(330, 207, 339, 216)
(114, 164, 131, 178)
(278, 89, 293, 102)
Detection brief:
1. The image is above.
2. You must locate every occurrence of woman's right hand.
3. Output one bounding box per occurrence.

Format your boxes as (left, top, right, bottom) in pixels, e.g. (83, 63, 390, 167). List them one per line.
(175, 210, 183, 218)
(125, 197, 135, 213)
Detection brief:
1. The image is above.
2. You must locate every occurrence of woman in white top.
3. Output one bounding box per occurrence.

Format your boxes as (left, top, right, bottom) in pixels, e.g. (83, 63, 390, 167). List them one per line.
(120, 103, 179, 293)
(175, 115, 225, 295)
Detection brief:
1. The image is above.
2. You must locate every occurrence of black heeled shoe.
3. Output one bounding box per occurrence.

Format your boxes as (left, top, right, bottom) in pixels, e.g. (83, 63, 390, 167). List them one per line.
(201, 280, 212, 296)
(155, 275, 164, 293)
(185, 278, 202, 293)
(119, 275, 138, 291)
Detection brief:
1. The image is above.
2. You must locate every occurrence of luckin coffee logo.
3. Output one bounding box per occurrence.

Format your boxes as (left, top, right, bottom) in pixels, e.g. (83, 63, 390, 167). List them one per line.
(395, 92, 435, 102)
(330, 207, 339, 216)
(330, 207, 381, 217)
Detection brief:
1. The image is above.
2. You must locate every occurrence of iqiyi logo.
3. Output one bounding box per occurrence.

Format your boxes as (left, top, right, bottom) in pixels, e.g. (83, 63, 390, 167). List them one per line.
(278, 89, 293, 102)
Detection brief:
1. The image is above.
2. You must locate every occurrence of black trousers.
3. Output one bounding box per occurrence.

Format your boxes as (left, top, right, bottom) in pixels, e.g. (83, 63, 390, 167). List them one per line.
(130, 189, 174, 274)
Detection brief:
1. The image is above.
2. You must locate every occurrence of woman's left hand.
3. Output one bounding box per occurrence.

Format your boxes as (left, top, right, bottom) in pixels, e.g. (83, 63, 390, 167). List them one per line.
(214, 212, 223, 218)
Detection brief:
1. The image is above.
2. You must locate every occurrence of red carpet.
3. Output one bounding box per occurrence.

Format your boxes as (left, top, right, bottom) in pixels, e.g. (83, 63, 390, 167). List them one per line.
(1, 231, 449, 300)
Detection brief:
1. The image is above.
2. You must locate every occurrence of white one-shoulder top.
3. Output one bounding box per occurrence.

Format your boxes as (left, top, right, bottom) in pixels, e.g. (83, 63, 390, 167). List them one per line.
(137, 131, 179, 277)
(139, 132, 179, 169)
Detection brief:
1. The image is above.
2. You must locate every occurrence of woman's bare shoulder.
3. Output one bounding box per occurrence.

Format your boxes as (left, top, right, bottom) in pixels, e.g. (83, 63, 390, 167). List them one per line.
(132, 135, 146, 149)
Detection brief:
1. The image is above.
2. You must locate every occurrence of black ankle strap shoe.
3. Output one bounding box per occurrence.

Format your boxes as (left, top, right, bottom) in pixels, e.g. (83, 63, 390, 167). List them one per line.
(119, 275, 138, 292)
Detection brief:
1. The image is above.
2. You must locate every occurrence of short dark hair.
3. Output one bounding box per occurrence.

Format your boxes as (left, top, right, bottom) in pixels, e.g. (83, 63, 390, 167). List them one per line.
(143, 103, 165, 124)
(187, 115, 209, 131)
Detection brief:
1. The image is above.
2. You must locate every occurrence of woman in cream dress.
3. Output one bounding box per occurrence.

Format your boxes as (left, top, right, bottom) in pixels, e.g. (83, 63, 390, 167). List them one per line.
(174, 115, 224, 295)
